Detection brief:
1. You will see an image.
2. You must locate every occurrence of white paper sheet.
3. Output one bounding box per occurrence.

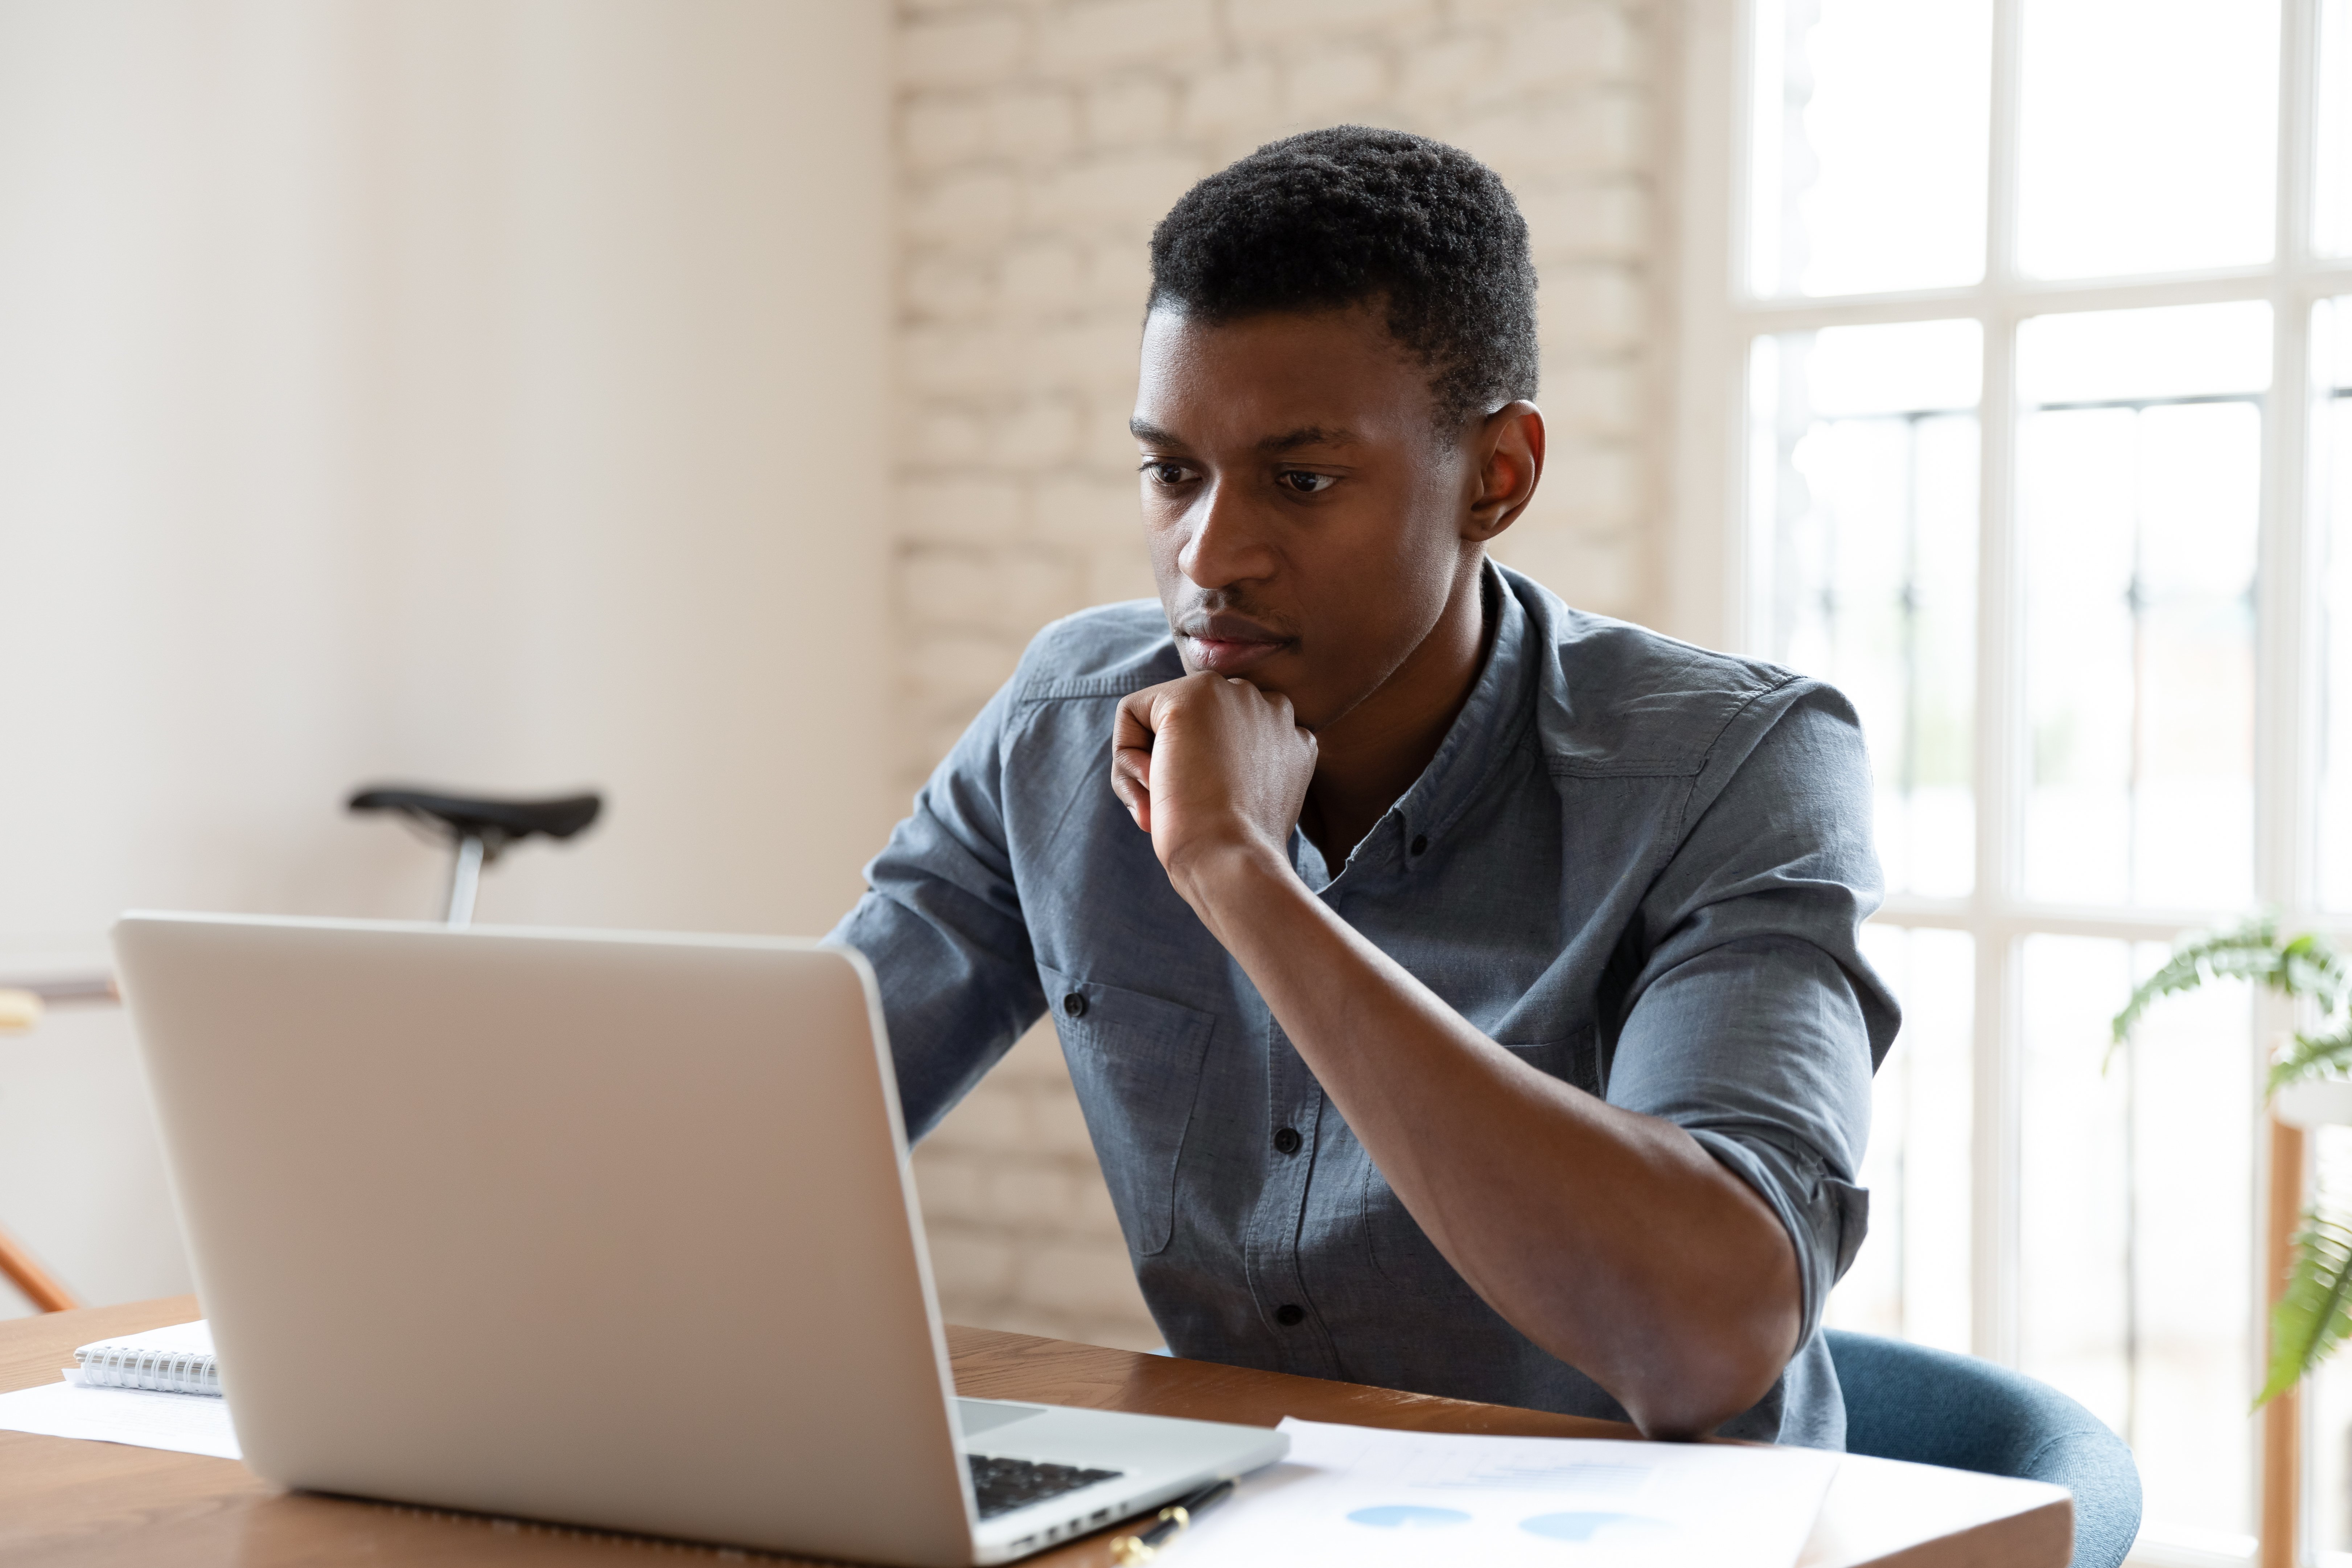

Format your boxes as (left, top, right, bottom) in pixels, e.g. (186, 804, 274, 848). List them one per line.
(1167, 1418, 1839, 1567)
(0, 1377, 243, 1460)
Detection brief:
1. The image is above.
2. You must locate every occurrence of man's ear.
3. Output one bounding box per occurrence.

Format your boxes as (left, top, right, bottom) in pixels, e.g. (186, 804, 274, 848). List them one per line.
(1463, 401, 1545, 544)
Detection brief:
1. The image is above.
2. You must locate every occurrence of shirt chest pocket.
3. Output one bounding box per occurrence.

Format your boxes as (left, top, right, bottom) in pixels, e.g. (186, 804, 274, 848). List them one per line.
(1038, 964, 1216, 1259)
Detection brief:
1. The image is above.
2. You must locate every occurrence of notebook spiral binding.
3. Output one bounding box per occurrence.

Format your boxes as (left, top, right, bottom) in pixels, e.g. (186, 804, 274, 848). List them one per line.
(75, 1343, 222, 1397)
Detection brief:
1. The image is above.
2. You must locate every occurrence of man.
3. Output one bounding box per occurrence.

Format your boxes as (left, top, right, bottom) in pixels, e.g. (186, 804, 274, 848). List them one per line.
(831, 127, 1895, 1446)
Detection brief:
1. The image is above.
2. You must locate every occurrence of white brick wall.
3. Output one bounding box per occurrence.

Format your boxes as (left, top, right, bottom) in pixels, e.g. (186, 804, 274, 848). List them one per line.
(895, 0, 1669, 1349)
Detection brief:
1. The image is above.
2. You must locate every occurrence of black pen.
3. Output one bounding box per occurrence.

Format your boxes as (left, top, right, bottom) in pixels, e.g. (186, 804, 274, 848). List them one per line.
(1107, 1478, 1236, 1564)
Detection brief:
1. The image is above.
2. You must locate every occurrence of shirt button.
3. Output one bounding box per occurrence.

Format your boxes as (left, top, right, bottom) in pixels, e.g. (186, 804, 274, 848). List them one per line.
(1272, 1127, 1302, 1155)
(1061, 993, 1087, 1017)
(1275, 1304, 1305, 1327)
(1409, 834, 1429, 856)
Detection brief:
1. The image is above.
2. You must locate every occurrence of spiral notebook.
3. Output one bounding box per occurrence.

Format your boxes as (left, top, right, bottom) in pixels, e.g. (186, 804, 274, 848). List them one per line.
(0, 1319, 240, 1460)
(70, 1320, 222, 1396)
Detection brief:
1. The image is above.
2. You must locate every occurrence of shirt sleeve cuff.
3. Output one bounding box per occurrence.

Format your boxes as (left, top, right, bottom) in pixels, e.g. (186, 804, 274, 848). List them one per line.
(1681, 1127, 1869, 1347)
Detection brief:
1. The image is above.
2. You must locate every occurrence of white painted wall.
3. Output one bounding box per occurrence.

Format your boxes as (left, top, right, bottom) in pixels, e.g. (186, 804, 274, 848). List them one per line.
(0, 0, 896, 1314)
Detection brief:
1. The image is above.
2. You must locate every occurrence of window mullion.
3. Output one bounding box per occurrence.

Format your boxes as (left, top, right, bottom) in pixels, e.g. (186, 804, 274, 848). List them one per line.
(2257, 302, 2315, 929)
(2261, 10, 2322, 1554)
(2266, 0, 2319, 921)
(1984, 0, 2024, 292)
(1971, 0, 2027, 1370)
(2256, 246, 2313, 1568)
(1974, 300, 2023, 1367)
(2279, 0, 2319, 280)
(2261, 17, 2318, 931)
(1726, 270, 2322, 336)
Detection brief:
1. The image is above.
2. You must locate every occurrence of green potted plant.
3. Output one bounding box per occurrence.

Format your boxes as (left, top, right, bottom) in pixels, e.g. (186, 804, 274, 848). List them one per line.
(2112, 918, 2352, 1403)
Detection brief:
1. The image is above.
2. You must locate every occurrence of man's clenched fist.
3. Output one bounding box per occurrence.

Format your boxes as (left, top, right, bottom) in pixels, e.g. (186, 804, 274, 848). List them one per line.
(1110, 673, 1317, 904)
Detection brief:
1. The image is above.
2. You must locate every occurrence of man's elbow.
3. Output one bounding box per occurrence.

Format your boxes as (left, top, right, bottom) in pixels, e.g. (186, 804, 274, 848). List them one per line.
(1613, 1173, 1810, 1439)
(1613, 1294, 1802, 1441)
(1617, 1357, 1786, 1441)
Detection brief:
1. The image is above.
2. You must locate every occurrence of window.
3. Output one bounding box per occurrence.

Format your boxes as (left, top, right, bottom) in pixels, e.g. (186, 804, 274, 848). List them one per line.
(1678, 1, 2352, 1560)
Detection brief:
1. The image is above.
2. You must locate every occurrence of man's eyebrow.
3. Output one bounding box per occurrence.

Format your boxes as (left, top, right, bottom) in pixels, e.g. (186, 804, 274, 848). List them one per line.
(1127, 420, 1362, 452)
(1258, 425, 1359, 453)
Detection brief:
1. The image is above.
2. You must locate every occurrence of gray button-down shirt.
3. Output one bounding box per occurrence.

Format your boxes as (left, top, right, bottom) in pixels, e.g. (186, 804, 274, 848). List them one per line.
(830, 564, 1896, 1446)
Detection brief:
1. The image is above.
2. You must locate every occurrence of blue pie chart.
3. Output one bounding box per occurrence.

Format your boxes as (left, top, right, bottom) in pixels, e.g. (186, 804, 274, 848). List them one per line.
(1520, 1511, 1671, 1543)
(1346, 1505, 1474, 1530)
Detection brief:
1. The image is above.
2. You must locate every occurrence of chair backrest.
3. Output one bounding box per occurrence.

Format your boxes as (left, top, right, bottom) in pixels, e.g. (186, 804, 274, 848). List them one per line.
(1825, 1329, 2142, 1568)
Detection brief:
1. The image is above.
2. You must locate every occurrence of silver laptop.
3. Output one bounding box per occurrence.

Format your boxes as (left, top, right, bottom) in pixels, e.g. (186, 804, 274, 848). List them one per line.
(112, 912, 1284, 1566)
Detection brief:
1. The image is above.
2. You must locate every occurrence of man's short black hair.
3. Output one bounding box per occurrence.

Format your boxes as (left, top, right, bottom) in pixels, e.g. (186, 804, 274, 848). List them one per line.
(1147, 126, 1539, 429)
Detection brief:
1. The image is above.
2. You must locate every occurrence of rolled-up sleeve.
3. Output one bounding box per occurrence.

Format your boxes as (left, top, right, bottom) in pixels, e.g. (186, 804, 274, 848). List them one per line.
(1604, 683, 1897, 1346)
(826, 678, 1048, 1140)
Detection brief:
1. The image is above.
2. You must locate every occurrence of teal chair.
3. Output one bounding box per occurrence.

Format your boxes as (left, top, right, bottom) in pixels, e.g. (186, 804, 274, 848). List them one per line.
(1827, 1330, 2142, 1568)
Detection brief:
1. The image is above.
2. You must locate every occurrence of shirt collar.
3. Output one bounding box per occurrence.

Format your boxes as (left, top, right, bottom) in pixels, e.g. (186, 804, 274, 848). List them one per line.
(1293, 559, 1538, 889)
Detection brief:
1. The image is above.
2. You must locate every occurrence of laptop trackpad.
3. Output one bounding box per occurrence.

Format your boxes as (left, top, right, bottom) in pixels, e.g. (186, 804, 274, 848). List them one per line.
(958, 1399, 1047, 1439)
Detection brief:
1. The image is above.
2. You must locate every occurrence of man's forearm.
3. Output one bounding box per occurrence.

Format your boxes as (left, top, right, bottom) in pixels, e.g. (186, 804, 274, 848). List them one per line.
(1173, 841, 1803, 1438)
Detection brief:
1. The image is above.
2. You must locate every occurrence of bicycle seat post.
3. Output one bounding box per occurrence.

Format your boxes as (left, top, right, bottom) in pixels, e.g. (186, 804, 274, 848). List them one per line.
(348, 786, 602, 927)
(445, 834, 487, 928)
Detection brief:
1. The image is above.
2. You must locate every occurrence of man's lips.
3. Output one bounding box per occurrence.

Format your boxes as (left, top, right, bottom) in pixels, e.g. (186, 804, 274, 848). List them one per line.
(1185, 634, 1288, 674)
(1178, 614, 1292, 675)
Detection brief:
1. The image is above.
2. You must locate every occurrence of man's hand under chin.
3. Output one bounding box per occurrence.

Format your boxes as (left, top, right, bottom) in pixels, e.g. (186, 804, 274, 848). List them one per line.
(1110, 673, 1317, 913)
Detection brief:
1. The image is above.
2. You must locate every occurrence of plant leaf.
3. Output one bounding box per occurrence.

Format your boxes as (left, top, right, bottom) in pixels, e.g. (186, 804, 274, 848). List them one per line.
(2110, 918, 2284, 1065)
(2258, 1207, 2352, 1407)
(2106, 919, 2352, 1071)
(2271, 1025, 2352, 1095)
(2281, 932, 2352, 1016)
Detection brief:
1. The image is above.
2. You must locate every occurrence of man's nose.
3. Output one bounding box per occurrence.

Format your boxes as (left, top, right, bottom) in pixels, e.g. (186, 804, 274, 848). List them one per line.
(1177, 480, 1275, 590)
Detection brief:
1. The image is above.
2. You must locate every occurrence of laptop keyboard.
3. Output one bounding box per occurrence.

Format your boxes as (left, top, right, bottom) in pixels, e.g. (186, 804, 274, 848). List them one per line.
(967, 1454, 1123, 1519)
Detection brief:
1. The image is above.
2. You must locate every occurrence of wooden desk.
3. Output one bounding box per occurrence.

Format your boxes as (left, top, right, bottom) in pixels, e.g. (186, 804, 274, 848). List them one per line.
(1, 1298, 2068, 1567)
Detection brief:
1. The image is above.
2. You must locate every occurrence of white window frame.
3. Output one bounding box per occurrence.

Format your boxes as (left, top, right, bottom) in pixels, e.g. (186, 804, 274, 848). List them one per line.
(1669, 0, 2352, 1559)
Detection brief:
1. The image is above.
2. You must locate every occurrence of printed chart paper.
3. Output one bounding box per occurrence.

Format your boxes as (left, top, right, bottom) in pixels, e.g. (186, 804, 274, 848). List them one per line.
(0, 1377, 243, 1460)
(1173, 1417, 1839, 1567)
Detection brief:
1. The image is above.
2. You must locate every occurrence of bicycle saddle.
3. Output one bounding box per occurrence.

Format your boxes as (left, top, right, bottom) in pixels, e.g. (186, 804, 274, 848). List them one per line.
(347, 786, 602, 855)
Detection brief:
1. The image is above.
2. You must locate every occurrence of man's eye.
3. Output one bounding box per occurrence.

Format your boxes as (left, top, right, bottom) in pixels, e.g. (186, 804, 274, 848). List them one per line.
(1280, 471, 1337, 494)
(1142, 462, 1193, 486)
